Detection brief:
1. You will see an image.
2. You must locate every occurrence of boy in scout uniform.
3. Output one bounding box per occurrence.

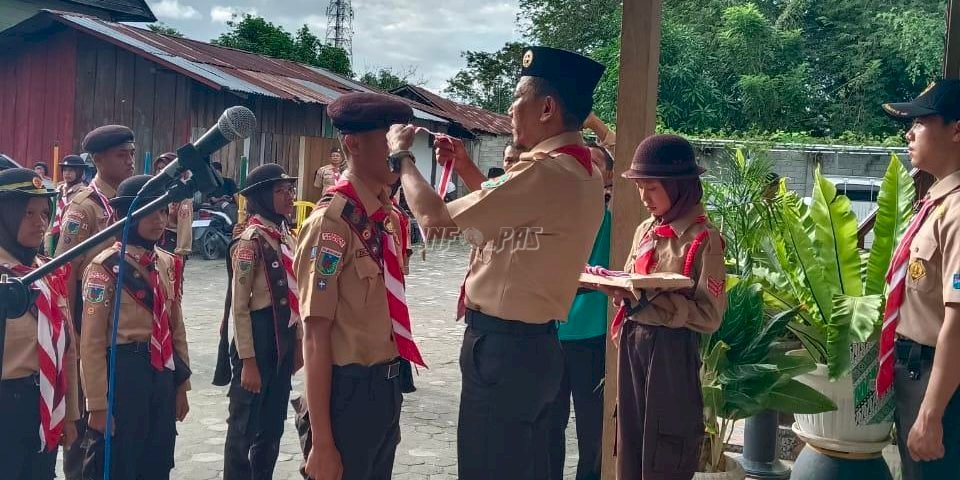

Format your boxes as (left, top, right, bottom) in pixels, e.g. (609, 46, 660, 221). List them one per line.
(54, 125, 136, 480)
(153, 153, 193, 257)
(878, 79, 960, 479)
(46, 155, 90, 251)
(0, 168, 80, 479)
(79, 174, 190, 480)
(294, 92, 425, 480)
(392, 46, 605, 479)
(213, 163, 303, 480)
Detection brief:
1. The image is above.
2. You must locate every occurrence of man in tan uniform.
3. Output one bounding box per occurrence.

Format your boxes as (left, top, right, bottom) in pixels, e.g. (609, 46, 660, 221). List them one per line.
(153, 153, 193, 257)
(880, 79, 960, 479)
(53, 125, 135, 480)
(79, 175, 190, 480)
(313, 147, 344, 196)
(295, 92, 423, 480)
(392, 46, 605, 479)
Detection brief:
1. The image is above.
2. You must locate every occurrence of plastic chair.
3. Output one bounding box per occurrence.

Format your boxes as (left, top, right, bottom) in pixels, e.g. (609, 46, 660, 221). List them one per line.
(294, 200, 316, 234)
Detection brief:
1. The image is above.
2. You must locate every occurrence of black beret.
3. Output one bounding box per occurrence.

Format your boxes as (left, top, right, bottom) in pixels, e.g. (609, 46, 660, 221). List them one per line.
(240, 163, 297, 196)
(520, 46, 605, 120)
(622, 134, 705, 180)
(327, 93, 414, 134)
(59, 155, 87, 168)
(110, 174, 164, 213)
(0, 168, 56, 198)
(82, 125, 135, 154)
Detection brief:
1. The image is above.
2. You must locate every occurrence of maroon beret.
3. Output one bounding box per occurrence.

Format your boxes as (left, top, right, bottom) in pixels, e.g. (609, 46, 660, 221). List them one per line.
(622, 134, 705, 179)
(327, 93, 414, 134)
(82, 125, 135, 154)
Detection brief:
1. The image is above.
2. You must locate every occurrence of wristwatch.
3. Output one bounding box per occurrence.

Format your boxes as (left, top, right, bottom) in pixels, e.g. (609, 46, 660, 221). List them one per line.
(388, 150, 415, 173)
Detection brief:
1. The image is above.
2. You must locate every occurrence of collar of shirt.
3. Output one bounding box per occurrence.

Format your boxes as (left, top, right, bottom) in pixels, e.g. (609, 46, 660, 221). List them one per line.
(928, 170, 960, 201)
(251, 214, 280, 231)
(518, 131, 586, 162)
(343, 171, 391, 217)
(663, 204, 708, 237)
(90, 176, 118, 198)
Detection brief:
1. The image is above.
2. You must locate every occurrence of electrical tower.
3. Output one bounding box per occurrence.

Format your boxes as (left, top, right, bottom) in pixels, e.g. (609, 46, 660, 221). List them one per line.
(326, 0, 354, 59)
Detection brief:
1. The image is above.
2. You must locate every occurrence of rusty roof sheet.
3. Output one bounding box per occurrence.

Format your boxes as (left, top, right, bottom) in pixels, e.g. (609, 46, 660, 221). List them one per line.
(400, 85, 512, 136)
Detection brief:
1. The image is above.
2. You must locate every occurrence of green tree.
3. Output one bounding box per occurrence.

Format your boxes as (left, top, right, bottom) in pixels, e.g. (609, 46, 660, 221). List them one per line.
(147, 23, 184, 38)
(359, 66, 422, 92)
(444, 42, 526, 114)
(517, 0, 622, 53)
(212, 15, 353, 77)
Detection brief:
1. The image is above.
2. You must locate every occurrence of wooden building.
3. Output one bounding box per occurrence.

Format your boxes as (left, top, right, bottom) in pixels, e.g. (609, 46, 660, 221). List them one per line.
(0, 0, 154, 31)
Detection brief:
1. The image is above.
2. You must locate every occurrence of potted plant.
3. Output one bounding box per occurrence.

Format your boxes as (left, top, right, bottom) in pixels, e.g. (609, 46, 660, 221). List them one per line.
(695, 280, 836, 478)
(759, 155, 915, 448)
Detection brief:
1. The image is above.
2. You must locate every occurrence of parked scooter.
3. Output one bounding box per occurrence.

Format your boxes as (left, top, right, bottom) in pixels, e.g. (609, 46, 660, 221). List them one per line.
(192, 200, 235, 260)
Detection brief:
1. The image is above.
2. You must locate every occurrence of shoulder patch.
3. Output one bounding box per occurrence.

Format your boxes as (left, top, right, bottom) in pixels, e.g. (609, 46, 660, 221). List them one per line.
(481, 173, 512, 189)
(317, 246, 342, 275)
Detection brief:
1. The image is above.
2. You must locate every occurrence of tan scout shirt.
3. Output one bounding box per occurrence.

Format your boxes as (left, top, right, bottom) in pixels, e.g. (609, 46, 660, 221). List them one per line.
(314, 164, 343, 195)
(898, 170, 960, 347)
(447, 131, 604, 323)
(166, 199, 193, 256)
(80, 244, 190, 411)
(624, 205, 727, 334)
(230, 215, 303, 360)
(0, 248, 80, 422)
(295, 173, 400, 366)
(54, 177, 118, 310)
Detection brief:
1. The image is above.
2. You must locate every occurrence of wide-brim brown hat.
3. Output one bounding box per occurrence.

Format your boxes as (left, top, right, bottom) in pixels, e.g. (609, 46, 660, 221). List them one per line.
(240, 163, 297, 196)
(622, 134, 706, 180)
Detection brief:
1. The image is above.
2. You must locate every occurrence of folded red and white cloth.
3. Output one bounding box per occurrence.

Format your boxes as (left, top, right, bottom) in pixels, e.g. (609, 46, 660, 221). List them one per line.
(583, 265, 631, 277)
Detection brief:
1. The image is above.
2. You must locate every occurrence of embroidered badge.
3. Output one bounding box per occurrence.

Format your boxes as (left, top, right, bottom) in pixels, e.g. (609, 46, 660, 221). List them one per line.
(481, 173, 512, 190)
(85, 283, 106, 303)
(316, 279, 328, 291)
(936, 204, 947, 219)
(384, 219, 396, 234)
(909, 259, 926, 281)
(86, 307, 95, 315)
(361, 228, 372, 240)
(356, 249, 370, 258)
(89, 271, 111, 283)
(707, 276, 725, 298)
(64, 219, 81, 235)
(310, 246, 319, 260)
(953, 273, 960, 290)
(237, 247, 255, 262)
(318, 247, 342, 275)
(178, 204, 191, 218)
(321, 232, 346, 248)
(238, 260, 252, 274)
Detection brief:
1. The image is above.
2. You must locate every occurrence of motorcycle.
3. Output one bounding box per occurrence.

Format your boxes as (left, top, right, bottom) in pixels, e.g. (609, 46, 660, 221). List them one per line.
(192, 200, 235, 260)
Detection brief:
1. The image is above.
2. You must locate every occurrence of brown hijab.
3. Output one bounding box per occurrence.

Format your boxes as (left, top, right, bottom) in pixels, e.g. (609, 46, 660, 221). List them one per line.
(657, 178, 704, 225)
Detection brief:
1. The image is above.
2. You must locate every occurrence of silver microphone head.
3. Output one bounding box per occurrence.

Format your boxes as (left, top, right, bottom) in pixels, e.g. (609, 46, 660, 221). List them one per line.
(218, 106, 257, 141)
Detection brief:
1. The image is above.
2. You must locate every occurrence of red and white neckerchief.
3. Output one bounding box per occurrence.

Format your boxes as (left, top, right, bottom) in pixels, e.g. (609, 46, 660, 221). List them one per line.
(247, 217, 300, 328)
(876, 192, 955, 396)
(49, 184, 74, 235)
(120, 245, 175, 371)
(610, 215, 707, 341)
(12, 260, 70, 452)
(90, 179, 115, 221)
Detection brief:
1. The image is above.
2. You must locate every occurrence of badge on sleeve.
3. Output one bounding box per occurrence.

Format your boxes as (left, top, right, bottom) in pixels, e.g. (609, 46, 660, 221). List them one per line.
(236, 247, 255, 274)
(321, 232, 346, 248)
(707, 276, 725, 298)
(85, 283, 106, 303)
(953, 273, 960, 290)
(318, 247, 342, 275)
(64, 217, 82, 235)
(481, 173, 512, 190)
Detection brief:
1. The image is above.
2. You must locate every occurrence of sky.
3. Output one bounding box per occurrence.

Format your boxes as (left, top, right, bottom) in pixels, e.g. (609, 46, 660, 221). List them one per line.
(145, 0, 523, 92)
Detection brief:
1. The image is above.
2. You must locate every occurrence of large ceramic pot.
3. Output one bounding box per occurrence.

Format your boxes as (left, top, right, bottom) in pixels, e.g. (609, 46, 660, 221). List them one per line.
(693, 454, 746, 480)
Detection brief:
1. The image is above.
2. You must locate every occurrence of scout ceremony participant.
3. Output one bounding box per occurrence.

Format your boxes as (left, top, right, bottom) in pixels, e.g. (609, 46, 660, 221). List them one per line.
(294, 92, 425, 480)
(594, 134, 726, 480)
(393, 46, 605, 479)
(79, 174, 190, 480)
(314, 147, 345, 196)
(0, 168, 79, 479)
(878, 79, 960, 479)
(213, 163, 302, 480)
(46, 155, 89, 250)
(54, 125, 135, 480)
(153, 152, 193, 257)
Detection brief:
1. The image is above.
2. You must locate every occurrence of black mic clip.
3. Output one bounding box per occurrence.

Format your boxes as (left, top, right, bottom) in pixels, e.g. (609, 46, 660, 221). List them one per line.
(174, 143, 223, 196)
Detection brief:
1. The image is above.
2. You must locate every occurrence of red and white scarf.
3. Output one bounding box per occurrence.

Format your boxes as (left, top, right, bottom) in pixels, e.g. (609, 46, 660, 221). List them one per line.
(90, 179, 115, 221)
(49, 184, 75, 235)
(247, 217, 300, 327)
(118, 245, 175, 371)
(12, 260, 70, 452)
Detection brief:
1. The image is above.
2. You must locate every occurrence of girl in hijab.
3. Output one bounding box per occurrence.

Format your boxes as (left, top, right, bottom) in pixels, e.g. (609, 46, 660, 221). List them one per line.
(602, 134, 727, 480)
(0, 167, 79, 479)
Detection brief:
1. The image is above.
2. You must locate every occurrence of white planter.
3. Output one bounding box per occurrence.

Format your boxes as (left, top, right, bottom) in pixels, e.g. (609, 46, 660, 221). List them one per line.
(791, 358, 893, 451)
(693, 454, 746, 480)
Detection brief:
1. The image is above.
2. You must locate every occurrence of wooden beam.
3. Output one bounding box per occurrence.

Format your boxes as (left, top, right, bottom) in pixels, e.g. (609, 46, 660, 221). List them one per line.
(946, 0, 960, 79)
(602, 1, 663, 478)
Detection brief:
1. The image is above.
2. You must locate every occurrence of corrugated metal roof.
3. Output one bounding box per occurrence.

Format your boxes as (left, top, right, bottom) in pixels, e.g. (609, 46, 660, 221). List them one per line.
(38, 11, 449, 125)
(399, 85, 512, 136)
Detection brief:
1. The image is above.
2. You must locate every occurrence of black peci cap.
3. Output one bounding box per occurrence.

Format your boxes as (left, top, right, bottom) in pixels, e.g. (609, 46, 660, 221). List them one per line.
(519, 46, 605, 120)
(82, 125, 135, 154)
(883, 79, 960, 120)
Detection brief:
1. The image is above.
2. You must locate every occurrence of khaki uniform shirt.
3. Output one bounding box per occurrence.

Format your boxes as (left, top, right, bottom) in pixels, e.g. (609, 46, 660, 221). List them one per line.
(80, 244, 190, 411)
(166, 199, 193, 256)
(314, 164, 343, 195)
(447, 132, 604, 323)
(0, 248, 80, 422)
(44, 182, 86, 250)
(294, 172, 400, 366)
(230, 214, 303, 360)
(624, 205, 727, 334)
(898, 170, 960, 347)
(54, 177, 118, 310)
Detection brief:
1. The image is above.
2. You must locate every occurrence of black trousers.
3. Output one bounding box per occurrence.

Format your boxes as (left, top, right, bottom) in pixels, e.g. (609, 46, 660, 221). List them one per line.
(0, 375, 58, 480)
(894, 338, 960, 480)
(81, 343, 177, 480)
(64, 282, 86, 480)
(548, 335, 605, 480)
(457, 310, 564, 480)
(224, 308, 294, 480)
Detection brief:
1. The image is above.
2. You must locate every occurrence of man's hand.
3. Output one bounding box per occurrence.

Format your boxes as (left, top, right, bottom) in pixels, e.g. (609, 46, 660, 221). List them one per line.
(241, 358, 262, 394)
(434, 135, 472, 172)
(61, 420, 78, 447)
(387, 124, 416, 153)
(176, 387, 190, 421)
(87, 410, 113, 435)
(304, 442, 343, 480)
(908, 411, 945, 462)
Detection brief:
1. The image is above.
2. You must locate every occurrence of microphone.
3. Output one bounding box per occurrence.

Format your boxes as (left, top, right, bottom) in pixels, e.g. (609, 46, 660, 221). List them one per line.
(145, 106, 257, 193)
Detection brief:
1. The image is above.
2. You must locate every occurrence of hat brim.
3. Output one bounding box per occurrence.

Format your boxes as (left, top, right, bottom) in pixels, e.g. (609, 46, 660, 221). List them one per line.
(621, 165, 706, 180)
(882, 102, 939, 120)
(109, 195, 163, 208)
(239, 176, 298, 196)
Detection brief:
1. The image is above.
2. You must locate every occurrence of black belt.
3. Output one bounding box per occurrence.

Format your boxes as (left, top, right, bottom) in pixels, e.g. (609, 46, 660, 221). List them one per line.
(895, 337, 935, 379)
(334, 359, 402, 380)
(110, 341, 152, 355)
(465, 309, 557, 335)
(1, 373, 40, 390)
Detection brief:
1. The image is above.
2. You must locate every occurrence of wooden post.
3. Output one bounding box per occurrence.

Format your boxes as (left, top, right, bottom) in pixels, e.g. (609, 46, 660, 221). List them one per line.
(602, 1, 663, 478)
(946, 0, 960, 78)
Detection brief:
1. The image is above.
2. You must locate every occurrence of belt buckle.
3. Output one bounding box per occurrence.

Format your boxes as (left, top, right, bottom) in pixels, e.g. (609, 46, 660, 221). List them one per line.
(385, 362, 401, 380)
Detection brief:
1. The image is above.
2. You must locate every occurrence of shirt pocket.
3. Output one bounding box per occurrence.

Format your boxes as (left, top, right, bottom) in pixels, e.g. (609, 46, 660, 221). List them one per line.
(354, 256, 382, 304)
(907, 238, 938, 294)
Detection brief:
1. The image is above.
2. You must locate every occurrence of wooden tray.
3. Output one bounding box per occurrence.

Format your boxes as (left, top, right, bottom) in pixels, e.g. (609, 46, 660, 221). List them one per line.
(579, 272, 694, 299)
